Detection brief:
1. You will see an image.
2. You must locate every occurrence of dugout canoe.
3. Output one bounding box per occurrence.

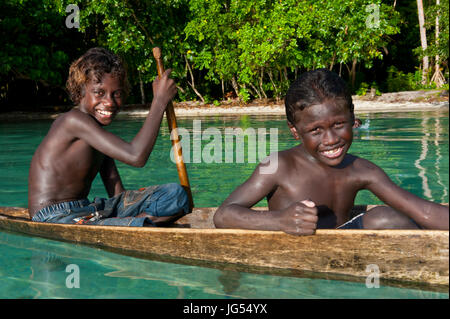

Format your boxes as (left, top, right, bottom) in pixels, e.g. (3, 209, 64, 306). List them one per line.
(0, 205, 448, 289)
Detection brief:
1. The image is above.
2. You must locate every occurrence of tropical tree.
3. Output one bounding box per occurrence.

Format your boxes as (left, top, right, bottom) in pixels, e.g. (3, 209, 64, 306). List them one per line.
(416, 0, 430, 84)
(185, 0, 400, 99)
(56, 0, 195, 104)
(0, 0, 85, 108)
(427, 0, 448, 87)
(2, 0, 432, 109)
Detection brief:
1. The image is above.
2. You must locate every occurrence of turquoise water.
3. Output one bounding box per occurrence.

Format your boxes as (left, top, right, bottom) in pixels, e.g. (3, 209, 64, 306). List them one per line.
(1, 111, 448, 207)
(0, 231, 446, 299)
(0, 110, 448, 298)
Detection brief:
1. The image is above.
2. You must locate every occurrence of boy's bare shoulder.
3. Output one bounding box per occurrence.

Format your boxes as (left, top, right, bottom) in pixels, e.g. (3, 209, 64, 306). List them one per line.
(50, 108, 81, 126)
(251, 148, 292, 178)
(257, 146, 301, 177)
(53, 108, 100, 131)
(347, 154, 379, 171)
(344, 154, 386, 185)
(278, 145, 301, 161)
(59, 108, 91, 122)
(42, 109, 104, 148)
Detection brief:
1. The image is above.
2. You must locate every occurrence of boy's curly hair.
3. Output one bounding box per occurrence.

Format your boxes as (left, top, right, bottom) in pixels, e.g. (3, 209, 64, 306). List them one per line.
(285, 68, 354, 124)
(66, 47, 130, 105)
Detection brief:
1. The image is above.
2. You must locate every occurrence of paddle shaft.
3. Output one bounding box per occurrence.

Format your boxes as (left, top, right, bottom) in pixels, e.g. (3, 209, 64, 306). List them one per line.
(152, 47, 194, 211)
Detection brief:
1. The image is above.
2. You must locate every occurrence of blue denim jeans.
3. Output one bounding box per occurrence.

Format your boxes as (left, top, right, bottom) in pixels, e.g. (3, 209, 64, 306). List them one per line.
(31, 183, 190, 227)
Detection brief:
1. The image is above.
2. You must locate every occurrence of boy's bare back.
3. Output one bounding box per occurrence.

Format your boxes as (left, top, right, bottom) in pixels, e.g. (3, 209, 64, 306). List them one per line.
(28, 109, 106, 215)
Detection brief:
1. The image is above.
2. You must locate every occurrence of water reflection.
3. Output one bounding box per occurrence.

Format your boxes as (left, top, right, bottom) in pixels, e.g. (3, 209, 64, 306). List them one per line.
(29, 251, 71, 299)
(432, 117, 448, 203)
(0, 111, 448, 208)
(351, 111, 448, 205)
(0, 111, 448, 299)
(414, 117, 432, 199)
(0, 231, 448, 299)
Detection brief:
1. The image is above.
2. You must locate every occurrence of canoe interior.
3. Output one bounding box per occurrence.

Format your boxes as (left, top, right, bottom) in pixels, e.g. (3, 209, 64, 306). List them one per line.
(0, 205, 448, 292)
(0, 205, 375, 229)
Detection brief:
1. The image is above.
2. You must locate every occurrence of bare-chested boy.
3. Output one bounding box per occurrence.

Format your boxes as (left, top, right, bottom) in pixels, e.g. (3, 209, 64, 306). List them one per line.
(28, 47, 189, 227)
(214, 69, 449, 235)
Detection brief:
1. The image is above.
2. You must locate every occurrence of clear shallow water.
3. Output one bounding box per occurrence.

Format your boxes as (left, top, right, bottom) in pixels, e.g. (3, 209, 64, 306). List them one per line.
(0, 231, 447, 299)
(0, 111, 448, 207)
(0, 110, 448, 299)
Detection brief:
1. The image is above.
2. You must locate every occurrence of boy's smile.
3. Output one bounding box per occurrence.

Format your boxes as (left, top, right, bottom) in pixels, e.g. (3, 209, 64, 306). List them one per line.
(289, 100, 353, 167)
(79, 73, 124, 126)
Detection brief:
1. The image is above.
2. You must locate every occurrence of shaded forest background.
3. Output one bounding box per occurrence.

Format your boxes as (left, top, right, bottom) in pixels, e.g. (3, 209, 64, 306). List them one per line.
(0, 0, 448, 112)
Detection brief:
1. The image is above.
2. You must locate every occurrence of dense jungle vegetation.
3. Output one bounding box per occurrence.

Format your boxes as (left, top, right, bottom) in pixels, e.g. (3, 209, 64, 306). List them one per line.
(0, 0, 448, 111)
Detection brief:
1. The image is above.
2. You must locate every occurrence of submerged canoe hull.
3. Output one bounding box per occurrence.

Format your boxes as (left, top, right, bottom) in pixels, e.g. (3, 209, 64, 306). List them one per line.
(0, 206, 448, 287)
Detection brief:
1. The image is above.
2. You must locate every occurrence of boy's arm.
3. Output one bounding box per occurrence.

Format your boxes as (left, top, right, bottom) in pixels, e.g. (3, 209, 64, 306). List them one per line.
(100, 156, 125, 197)
(361, 159, 449, 230)
(66, 69, 177, 167)
(214, 157, 318, 235)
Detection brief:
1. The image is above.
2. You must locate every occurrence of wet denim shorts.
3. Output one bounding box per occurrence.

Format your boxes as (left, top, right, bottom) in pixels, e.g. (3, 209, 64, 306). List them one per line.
(31, 183, 189, 227)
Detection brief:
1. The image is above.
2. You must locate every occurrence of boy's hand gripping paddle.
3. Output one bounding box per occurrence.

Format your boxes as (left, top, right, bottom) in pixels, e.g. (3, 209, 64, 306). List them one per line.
(152, 47, 194, 212)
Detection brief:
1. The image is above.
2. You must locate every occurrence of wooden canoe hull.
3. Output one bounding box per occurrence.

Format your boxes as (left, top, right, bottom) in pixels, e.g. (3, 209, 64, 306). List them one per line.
(0, 206, 448, 288)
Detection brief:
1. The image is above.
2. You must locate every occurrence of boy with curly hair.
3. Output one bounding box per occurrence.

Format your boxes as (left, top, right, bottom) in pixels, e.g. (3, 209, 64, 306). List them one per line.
(28, 47, 190, 226)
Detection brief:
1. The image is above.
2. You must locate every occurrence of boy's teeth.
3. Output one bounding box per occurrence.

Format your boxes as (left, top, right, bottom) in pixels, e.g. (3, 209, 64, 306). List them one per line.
(322, 147, 342, 156)
(98, 110, 112, 116)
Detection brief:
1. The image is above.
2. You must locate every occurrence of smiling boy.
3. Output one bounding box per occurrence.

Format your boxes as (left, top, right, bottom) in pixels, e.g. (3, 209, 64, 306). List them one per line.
(28, 47, 190, 226)
(214, 69, 449, 235)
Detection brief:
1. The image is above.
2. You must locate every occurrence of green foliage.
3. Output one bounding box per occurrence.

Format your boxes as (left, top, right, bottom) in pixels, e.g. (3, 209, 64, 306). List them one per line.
(56, 0, 192, 98)
(386, 66, 439, 92)
(238, 88, 251, 103)
(386, 66, 417, 92)
(1, 0, 446, 108)
(356, 82, 381, 96)
(0, 0, 74, 86)
(185, 0, 401, 99)
(412, 0, 449, 87)
(356, 82, 370, 96)
(421, 0, 449, 65)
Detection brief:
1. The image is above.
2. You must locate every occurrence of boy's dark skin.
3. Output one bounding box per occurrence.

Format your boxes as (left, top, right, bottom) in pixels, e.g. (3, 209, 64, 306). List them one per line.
(214, 99, 449, 235)
(28, 70, 182, 224)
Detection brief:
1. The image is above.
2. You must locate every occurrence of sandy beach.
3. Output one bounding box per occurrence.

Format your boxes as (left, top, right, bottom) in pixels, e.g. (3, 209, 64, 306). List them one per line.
(121, 89, 449, 118)
(121, 100, 449, 118)
(0, 89, 448, 120)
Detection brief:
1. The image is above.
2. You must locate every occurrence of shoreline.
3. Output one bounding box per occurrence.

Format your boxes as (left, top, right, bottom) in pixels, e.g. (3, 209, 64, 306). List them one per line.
(1, 90, 448, 120)
(123, 100, 449, 118)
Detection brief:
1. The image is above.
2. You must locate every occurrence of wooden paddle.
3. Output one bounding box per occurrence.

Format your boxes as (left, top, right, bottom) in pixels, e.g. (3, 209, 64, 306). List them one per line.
(152, 47, 194, 212)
